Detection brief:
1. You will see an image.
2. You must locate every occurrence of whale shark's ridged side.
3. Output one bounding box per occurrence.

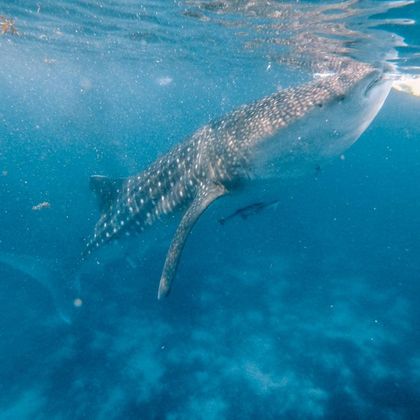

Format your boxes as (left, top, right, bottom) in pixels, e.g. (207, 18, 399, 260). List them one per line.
(85, 59, 386, 297)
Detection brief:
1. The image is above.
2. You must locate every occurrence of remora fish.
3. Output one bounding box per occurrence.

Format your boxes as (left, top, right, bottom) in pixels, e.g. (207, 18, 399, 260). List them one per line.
(84, 59, 392, 299)
(218, 200, 280, 225)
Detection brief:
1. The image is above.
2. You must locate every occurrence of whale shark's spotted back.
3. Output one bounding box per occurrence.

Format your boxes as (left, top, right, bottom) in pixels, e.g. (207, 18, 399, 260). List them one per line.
(84, 123, 247, 257)
(84, 58, 391, 297)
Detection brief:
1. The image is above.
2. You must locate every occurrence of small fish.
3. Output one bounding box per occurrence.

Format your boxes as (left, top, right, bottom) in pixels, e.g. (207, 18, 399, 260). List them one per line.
(32, 201, 51, 211)
(218, 200, 280, 225)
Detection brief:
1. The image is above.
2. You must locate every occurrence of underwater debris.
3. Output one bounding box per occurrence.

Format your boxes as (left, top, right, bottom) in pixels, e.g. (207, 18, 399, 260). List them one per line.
(32, 201, 51, 211)
(73, 298, 83, 307)
(157, 76, 173, 86)
(0, 15, 18, 36)
(44, 58, 57, 65)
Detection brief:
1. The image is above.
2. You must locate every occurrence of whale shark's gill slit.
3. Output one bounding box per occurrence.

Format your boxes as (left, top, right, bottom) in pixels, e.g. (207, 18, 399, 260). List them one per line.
(90, 175, 125, 213)
(158, 183, 227, 299)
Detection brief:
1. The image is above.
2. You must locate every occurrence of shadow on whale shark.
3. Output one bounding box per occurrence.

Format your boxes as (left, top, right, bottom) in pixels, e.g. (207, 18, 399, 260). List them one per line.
(0, 57, 394, 323)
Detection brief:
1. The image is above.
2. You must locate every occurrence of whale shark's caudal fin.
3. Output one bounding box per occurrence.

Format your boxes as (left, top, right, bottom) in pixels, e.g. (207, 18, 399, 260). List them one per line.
(0, 252, 80, 323)
(158, 184, 227, 299)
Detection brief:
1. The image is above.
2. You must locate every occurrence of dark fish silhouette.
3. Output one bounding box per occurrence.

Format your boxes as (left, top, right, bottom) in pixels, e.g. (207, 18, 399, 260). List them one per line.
(218, 200, 280, 225)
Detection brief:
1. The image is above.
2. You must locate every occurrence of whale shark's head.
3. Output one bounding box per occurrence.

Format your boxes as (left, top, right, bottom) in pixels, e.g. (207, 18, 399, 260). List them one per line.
(317, 64, 393, 159)
(356, 65, 393, 122)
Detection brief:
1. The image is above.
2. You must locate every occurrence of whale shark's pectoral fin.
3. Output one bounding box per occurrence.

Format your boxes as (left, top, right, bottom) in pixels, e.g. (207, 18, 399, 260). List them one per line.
(158, 183, 227, 299)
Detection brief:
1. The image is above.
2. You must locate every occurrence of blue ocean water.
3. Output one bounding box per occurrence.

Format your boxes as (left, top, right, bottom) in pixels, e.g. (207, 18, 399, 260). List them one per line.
(0, 0, 419, 418)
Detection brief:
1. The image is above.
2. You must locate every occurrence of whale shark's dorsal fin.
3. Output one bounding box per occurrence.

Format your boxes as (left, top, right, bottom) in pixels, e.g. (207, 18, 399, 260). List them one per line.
(158, 183, 227, 299)
(90, 175, 124, 213)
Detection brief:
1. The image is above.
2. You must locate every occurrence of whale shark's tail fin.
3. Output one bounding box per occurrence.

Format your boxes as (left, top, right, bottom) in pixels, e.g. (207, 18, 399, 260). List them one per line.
(0, 251, 80, 323)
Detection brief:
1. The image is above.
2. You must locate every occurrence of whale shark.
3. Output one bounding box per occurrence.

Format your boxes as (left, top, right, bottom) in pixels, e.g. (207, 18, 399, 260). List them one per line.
(83, 58, 392, 299)
(0, 57, 393, 321)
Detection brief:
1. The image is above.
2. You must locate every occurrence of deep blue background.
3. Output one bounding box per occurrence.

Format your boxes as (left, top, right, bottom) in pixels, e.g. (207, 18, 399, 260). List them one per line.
(0, 1, 419, 418)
